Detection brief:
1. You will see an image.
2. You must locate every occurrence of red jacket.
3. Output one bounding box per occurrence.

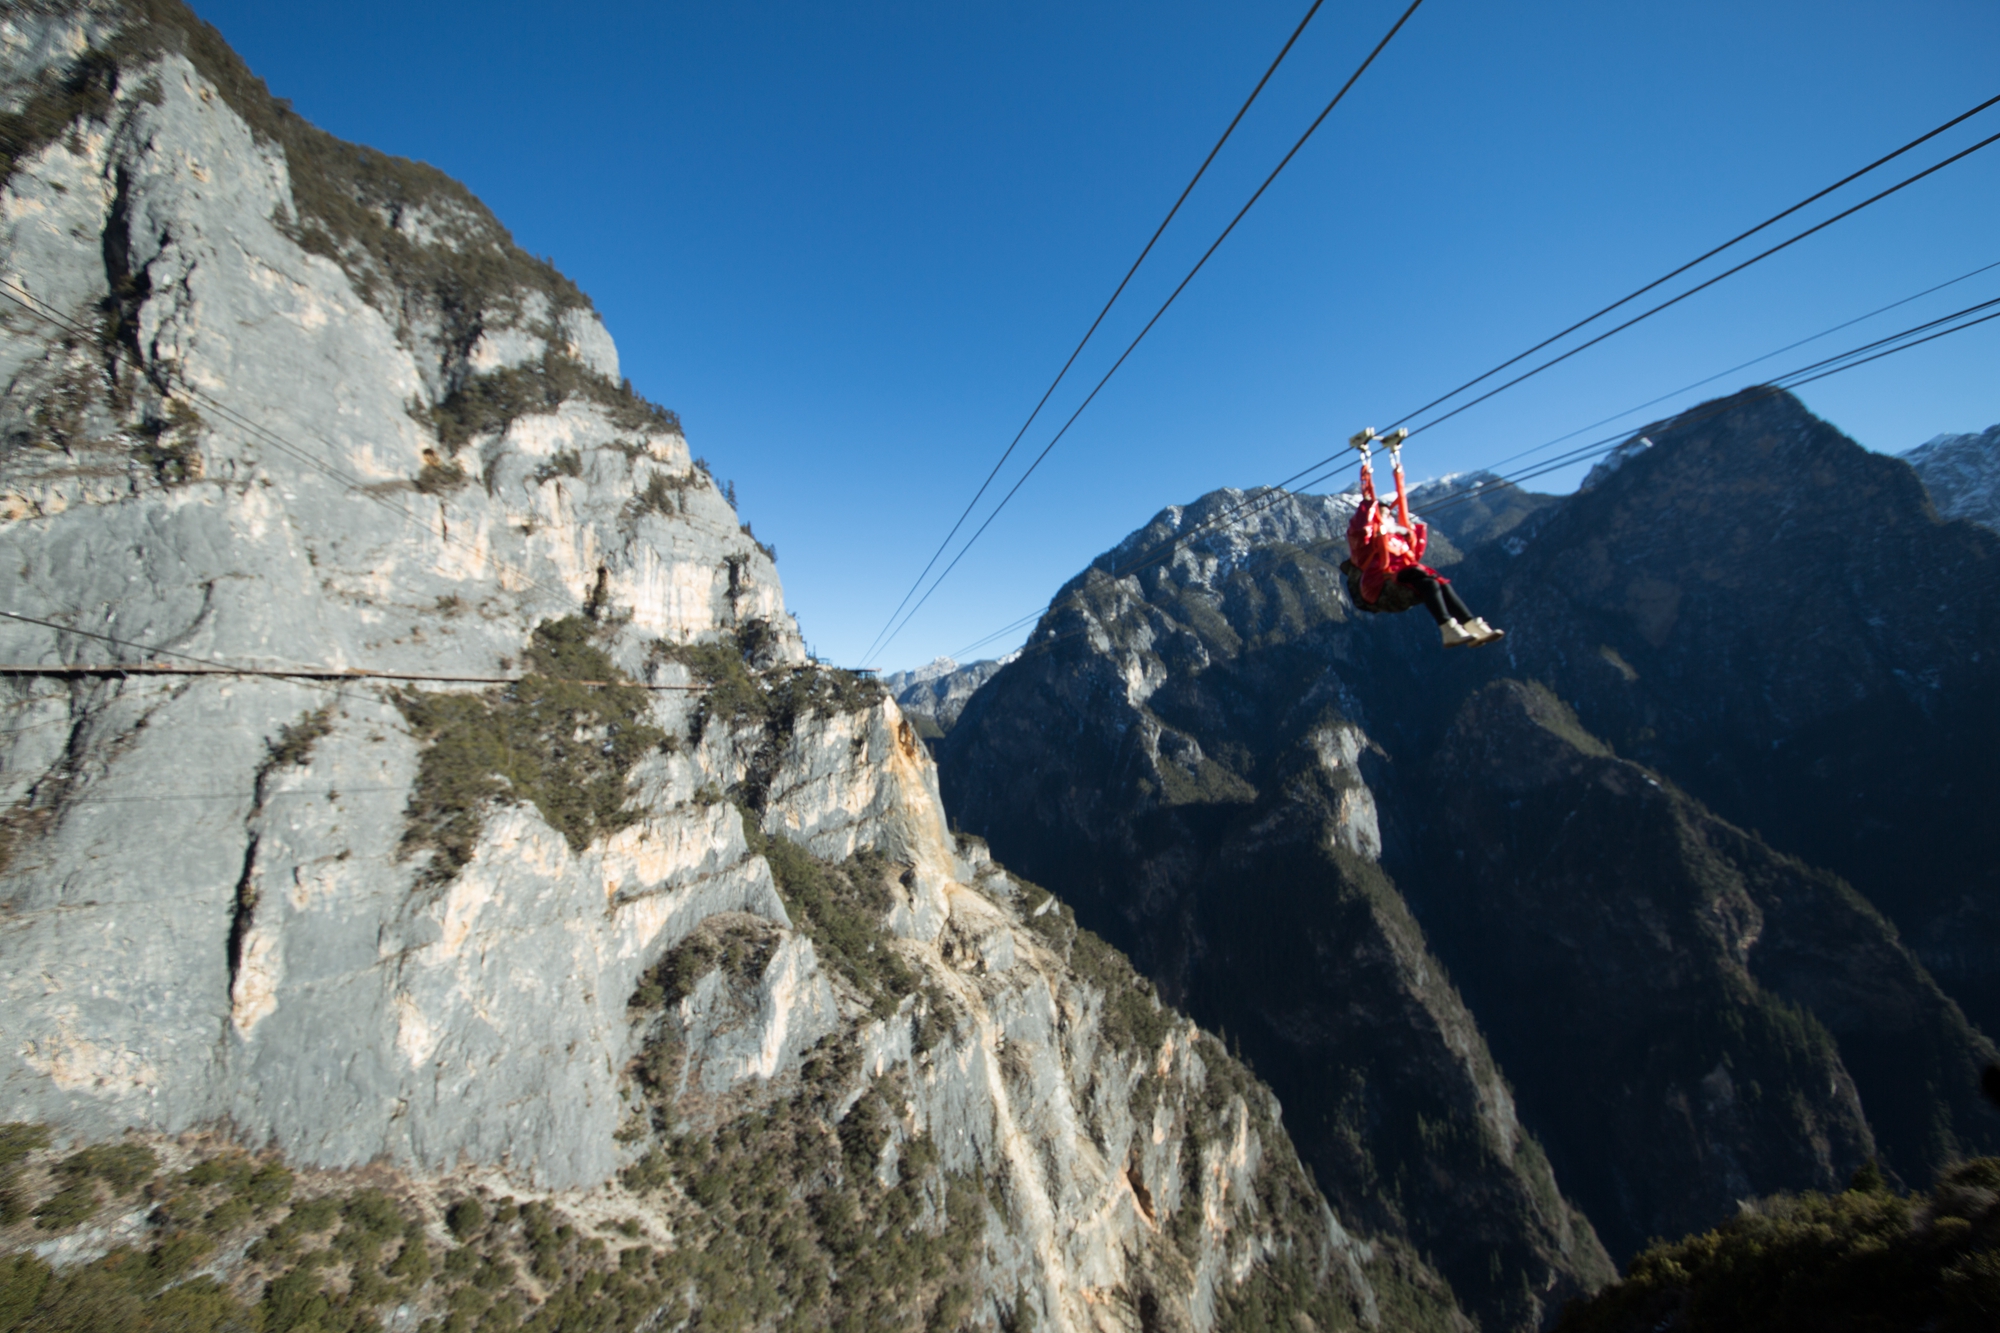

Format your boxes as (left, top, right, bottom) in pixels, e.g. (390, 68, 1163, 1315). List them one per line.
(1345, 459, 1438, 606)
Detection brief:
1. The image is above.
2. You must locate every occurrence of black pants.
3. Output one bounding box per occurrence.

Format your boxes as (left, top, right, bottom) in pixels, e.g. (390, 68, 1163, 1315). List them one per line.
(1396, 567, 1474, 626)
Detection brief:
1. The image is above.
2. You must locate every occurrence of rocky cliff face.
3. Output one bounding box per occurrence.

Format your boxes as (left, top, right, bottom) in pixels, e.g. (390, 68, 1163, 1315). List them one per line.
(1424, 680, 1991, 1259)
(884, 654, 1018, 737)
(1461, 391, 2000, 1042)
(940, 391, 2000, 1319)
(940, 487, 1616, 1331)
(1904, 424, 2000, 532)
(0, 4, 1461, 1328)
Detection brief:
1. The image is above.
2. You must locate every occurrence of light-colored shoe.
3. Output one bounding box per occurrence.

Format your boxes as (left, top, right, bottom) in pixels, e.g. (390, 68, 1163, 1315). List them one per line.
(1461, 617, 1506, 645)
(1440, 620, 1480, 648)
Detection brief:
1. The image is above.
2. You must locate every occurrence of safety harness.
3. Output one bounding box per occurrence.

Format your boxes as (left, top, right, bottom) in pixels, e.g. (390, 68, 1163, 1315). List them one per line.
(1340, 427, 1438, 615)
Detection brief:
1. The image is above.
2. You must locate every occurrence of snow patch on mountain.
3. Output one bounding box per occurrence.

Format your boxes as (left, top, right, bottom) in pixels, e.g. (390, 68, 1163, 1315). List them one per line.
(1904, 425, 2000, 532)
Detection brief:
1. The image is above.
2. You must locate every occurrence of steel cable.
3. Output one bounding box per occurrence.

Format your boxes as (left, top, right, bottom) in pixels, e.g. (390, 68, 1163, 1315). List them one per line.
(1380, 91, 2000, 432)
(866, 0, 1430, 665)
(859, 0, 1332, 665)
(944, 282, 2000, 666)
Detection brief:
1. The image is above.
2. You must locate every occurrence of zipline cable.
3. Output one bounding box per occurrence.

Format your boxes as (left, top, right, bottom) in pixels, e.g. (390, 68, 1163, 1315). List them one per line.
(1354, 303, 2000, 528)
(1056, 106, 2000, 578)
(1397, 124, 2000, 439)
(865, 0, 1429, 666)
(942, 281, 2000, 664)
(0, 606, 371, 706)
(1096, 119, 2000, 567)
(1462, 256, 2000, 478)
(1380, 91, 2000, 432)
(1074, 148, 2000, 602)
(859, 0, 1332, 666)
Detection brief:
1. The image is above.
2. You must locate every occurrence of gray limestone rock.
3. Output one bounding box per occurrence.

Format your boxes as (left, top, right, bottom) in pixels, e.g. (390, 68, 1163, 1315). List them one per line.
(0, 6, 1459, 1327)
(883, 653, 1018, 732)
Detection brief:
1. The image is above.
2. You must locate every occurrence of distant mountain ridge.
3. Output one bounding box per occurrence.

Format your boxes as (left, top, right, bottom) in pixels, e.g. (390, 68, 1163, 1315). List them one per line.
(1904, 423, 2000, 531)
(882, 653, 1017, 734)
(939, 388, 2000, 1324)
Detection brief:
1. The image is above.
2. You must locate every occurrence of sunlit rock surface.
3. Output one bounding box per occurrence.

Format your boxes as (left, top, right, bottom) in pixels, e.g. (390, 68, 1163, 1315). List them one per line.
(0, 4, 1466, 1327)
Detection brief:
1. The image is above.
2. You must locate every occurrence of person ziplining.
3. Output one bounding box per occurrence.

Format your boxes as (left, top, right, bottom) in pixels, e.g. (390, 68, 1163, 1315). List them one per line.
(1340, 428, 1505, 648)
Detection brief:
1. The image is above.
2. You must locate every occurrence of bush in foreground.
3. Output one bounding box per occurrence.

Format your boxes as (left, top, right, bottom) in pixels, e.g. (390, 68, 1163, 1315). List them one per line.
(1555, 1158, 2000, 1333)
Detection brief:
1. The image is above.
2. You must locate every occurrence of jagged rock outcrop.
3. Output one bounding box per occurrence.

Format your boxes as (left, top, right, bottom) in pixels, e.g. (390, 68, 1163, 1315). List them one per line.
(884, 653, 1018, 737)
(0, 4, 1463, 1328)
(1424, 680, 1995, 1257)
(940, 391, 2000, 1315)
(941, 488, 1616, 1331)
(1904, 424, 2000, 532)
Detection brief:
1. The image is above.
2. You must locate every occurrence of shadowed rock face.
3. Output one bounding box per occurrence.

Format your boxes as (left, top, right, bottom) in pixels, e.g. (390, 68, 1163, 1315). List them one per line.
(0, 6, 1468, 1327)
(1452, 390, 2000, 1039)
(1905, 424, 2000, 533)
(940, 390, 2000, 1317)
(1424, 680, 1996, 1258)
(884, 653, 1017, 736)
(940, 488, 1617, 1331)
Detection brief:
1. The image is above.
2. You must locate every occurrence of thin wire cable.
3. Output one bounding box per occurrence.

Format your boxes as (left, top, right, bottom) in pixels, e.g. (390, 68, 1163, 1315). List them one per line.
(934, 132, 2000, 668)
(0, 607, 366, 705)
(1416, 291, 2000, 509)
(859, 0, 1331, 666)
(867, 0, 1429, 666)
(1400, 126, 2000, 439)
(0, 280, 623, 615)
(1381, 91, 2000, 431)
(946, 289, 2000, 665)
(1464, 256, 2000, 477)
(1403, 300, 2000, 520)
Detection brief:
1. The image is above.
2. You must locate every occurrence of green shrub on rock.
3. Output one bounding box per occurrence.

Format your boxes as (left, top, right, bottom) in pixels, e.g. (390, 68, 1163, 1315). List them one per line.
(397, 617, 667, 886)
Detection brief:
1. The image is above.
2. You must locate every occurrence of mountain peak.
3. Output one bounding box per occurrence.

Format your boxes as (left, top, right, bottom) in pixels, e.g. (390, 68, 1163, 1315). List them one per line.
(1904, 423, 2000, 531)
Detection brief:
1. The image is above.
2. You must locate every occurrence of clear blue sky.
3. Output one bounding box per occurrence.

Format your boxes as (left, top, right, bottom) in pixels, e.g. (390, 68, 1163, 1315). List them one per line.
(190, 0, 2000, 669)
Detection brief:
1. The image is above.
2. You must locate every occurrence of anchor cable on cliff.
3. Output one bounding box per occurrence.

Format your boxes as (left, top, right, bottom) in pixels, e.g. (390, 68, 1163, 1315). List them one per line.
(0, 609, 711, 693)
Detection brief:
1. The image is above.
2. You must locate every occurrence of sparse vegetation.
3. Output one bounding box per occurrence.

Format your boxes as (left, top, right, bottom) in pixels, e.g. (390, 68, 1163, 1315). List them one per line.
(1554, 1158, 2000, 1332)
(631, 915, 780, 1013)
(740, 521, 777, 563)
(632, 467, 696, 517)
(530, 448, 582, 485)
(413, 455, 469, 494)
(54, 1144, 156, 1196)
(650, 624, 882, 749)
(424, 350, 678, 455)
(0, 1126, 51, 1226)
(265, 706, 333, 770)
(610, 1057, 992, 1332)
(395, 617, 667, 886)
(133, 397, 203, 485)
(737, 821, 917, 1019)
(0, 46, 123, 187)
(444, 1197, 485, 1243)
